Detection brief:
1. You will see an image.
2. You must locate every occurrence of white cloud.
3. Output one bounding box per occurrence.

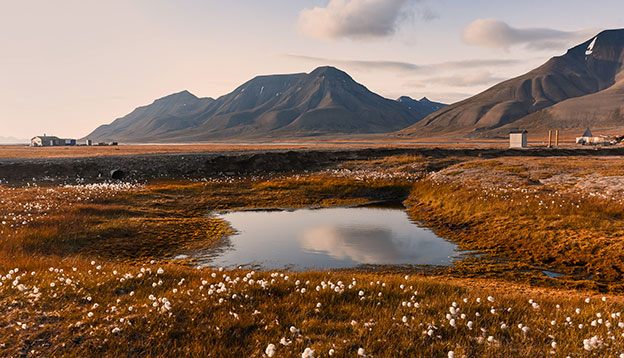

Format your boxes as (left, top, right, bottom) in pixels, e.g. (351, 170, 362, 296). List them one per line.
(425, 71, 507, 87)
(284, 54, 520, 74)
(297, 0, 418, 41)
(462, 18, 596, 50)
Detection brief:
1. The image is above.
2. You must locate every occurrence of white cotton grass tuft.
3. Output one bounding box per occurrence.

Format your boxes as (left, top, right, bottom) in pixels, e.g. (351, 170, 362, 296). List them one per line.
(357, 347, 366, 356)
(301, 347, 316, 358)
(265, 343, 276, 357)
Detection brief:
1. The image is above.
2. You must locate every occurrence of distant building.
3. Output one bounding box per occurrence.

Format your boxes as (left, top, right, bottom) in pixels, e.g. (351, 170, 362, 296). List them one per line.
(30, 135, 76, 147)
(84, 139, 93, 146)
(576, 128, 600, 145)
(575, 128, 620, 146)
(509, 130, 528, 148)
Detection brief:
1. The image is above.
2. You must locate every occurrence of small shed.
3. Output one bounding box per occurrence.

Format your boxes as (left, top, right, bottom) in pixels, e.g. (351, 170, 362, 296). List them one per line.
(509, 130, 528, 148)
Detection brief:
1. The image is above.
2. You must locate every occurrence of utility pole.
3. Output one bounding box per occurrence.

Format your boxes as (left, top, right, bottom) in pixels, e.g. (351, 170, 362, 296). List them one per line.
(548, 130, 552, 148)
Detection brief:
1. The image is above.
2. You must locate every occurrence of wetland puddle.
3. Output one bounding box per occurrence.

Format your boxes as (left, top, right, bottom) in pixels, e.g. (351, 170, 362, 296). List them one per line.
(195, 206, 463, 270)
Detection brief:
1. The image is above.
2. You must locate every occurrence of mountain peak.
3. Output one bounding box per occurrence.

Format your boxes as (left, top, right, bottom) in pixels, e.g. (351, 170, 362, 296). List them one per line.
(154, 90, 198, 104)
(85, 66, 444, 142)
(308, 66, 352, 80)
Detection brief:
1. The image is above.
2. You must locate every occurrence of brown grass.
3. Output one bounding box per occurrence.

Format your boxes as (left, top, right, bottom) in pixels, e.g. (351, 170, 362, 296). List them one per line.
(2, 259, 623, 357)
(3, 155, 624, 356)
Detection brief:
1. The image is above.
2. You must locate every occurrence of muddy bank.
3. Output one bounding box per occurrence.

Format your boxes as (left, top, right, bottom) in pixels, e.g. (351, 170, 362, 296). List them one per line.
(2, 147, 624, 184)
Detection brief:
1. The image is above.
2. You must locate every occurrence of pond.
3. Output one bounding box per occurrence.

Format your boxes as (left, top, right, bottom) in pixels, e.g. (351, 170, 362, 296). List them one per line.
(194, 205, 463, 271)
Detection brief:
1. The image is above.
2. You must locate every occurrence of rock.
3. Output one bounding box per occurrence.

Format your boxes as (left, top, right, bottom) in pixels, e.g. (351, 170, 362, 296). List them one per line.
(110, 169, 125, 180)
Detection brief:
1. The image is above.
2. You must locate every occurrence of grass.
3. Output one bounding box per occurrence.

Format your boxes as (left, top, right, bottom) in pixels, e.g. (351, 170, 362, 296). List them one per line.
(0, 176, 411, 262)
(406, 157, 624, 292)
(2, 260, 624, 357)
(3, 154, 624, 356)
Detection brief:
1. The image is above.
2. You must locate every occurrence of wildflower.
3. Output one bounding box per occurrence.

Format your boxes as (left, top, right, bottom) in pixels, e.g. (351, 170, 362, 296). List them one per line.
(290, 326, 299, 334)
(448, 351, 454, 358)
(357, 347, 366, 356)
(328, 348, 335, 356)
(265, 343, 276, 357)
(301, 347, 315, 358)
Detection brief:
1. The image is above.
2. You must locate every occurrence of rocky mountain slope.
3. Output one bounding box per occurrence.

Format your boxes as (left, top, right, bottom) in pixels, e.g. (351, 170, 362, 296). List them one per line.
(86, 67, 443, 142)
(400, 29, 624, 138)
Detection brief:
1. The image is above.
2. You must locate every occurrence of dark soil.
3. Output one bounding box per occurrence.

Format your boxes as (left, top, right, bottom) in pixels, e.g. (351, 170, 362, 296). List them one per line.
(1, 147, 623, 185)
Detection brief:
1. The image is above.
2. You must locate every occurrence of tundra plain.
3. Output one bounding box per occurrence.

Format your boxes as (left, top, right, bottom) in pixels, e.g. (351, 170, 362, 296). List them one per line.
(2, 146, 624, 357)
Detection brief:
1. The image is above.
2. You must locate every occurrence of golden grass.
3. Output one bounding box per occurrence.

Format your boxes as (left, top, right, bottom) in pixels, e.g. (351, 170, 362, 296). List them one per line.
(0, 176, 410, 262)
(2, 259, 624, 357)
(405, 157, 624, 292)
(3, 154, 624, 356)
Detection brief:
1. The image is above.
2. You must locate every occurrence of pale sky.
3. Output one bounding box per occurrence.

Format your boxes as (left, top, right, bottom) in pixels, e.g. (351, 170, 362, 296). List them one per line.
(1, 0, 622, 139)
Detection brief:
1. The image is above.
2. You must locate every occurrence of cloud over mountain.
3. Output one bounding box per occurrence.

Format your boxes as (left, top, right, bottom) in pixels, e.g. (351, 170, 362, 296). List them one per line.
(285, 54, 520, 74)
(297, 0, 417, 41)
(462, 18, 595, 50)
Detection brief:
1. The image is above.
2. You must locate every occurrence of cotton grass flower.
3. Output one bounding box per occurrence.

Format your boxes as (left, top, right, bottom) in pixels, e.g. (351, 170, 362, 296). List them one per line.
(301, 347, 315, 358)
(265, 343, 276, 357)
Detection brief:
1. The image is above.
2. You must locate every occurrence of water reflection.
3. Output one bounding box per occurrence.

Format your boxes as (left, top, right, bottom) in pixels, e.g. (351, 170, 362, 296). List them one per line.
(195, 206, 461, 270)
(301, 226, 402, 263)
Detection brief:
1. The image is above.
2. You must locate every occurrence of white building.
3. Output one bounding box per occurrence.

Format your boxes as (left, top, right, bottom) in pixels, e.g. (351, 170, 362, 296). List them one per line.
(509, 130, 528, 148)
(31, 135, 61, 147)
(30, 135, 76, 147)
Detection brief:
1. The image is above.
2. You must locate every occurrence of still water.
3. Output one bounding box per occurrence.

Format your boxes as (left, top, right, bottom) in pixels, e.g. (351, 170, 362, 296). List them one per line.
(195, 206, 462, 271)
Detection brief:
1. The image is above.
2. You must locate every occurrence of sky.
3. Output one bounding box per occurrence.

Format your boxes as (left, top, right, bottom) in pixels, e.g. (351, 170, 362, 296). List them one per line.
(1, 0, 623, 140)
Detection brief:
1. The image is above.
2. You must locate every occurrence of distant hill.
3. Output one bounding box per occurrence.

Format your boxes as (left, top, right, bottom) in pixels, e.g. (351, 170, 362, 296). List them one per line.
(396, 96, 446, 118)
(400, 29, 624, 138)
(0, 136, 28, 144)
(85, 67, 445, 142)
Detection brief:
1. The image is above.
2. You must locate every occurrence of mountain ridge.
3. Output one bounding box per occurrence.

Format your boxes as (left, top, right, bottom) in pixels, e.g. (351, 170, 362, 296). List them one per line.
(85, 66, 445, 142)
(400, 29, 624, 138)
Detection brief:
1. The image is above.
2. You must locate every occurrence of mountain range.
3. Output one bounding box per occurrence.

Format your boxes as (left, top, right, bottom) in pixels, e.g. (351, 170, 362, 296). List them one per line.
(86, 67, 445, 142)
(86, 28, 624, 142)
(0, 136, 29, 144)
(401, 29, 624, 138)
